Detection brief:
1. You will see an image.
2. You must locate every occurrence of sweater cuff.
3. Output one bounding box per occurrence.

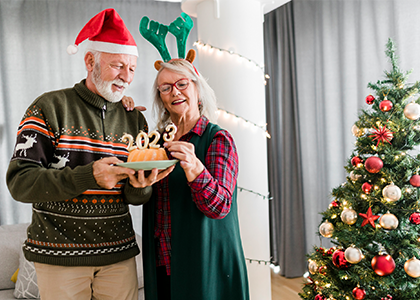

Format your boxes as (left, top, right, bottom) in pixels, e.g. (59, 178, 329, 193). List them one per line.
(124, 183, 152, 205)
(73, 162, 99, 191)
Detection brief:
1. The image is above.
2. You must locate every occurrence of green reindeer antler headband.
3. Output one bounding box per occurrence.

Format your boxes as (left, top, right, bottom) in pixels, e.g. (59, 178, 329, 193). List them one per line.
(139, 12, 197, 72)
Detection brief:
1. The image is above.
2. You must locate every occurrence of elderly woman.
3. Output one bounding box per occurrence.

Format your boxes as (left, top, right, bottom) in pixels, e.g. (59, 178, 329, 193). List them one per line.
(137, 59, 249, 300)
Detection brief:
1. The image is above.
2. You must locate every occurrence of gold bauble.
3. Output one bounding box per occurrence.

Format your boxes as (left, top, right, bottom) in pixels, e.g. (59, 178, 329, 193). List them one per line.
(405, 257, 420, 278)
(308, 260, 318, 275)
(340, 208, 358, 225)
(319, 221, 334, 238)
(379, 212, 399, 230)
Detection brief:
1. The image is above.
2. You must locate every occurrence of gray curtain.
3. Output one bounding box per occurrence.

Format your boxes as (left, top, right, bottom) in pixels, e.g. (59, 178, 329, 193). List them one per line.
(265, 0, 420, 277)
(264, 2, 306, 278)
(0, 0, 197, 233)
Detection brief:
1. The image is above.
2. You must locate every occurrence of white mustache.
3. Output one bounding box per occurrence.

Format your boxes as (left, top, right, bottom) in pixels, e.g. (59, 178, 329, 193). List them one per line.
(113, 79, 129, 89)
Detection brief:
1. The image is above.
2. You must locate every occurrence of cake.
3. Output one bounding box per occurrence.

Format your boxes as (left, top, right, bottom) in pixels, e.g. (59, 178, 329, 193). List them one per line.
(122, 124, 177, 162)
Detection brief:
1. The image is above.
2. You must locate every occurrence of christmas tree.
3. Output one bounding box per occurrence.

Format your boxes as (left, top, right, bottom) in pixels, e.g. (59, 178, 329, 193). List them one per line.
(299, 39, 420, 300)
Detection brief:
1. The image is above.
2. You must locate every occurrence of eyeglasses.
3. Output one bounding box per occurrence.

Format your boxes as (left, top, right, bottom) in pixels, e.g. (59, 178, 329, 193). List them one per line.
(158, 78, 191, 95)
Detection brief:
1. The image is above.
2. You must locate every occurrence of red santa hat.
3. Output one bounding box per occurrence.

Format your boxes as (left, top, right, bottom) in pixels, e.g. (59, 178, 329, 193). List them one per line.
(67, 8, 138, 57)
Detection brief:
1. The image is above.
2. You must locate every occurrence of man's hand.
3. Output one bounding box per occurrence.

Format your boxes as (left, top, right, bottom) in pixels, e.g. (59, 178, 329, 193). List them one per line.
(128, 165, 175, 188)
(93, 157, 135, 189)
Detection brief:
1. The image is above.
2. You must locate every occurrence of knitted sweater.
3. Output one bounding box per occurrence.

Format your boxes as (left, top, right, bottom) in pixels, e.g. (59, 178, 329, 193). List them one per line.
(6, 80, 151, 266)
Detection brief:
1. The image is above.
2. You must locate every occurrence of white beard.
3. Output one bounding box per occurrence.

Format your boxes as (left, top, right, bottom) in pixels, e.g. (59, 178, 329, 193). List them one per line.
(92, 63, 129, 103)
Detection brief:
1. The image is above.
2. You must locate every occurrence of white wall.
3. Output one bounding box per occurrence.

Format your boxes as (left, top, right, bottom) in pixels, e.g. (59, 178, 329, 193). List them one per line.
(183, 0, 272, 299)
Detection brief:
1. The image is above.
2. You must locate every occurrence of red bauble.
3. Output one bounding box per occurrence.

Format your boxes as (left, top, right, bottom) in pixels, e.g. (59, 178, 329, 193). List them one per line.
(351, 156, 363, 166)
(371, 254, 395, 276)
(409, 212, 420, 225)
(365, 94, 375, 105)
(314, 295, 325, 300)
(409, 175, 420, 187)
(379, 100, 393, 112)
(332, 249, 351, 269)
(362, 182, 372, 194)
(364, 156, 383, 173)
(352, 287, 366, 300)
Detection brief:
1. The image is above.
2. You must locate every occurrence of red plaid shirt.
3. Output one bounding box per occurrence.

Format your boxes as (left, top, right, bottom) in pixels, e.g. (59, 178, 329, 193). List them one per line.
(153, 116, 239, 275)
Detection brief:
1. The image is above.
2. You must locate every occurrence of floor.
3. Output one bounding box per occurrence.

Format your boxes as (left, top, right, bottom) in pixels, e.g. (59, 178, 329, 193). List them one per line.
(271, 270, 304, 300)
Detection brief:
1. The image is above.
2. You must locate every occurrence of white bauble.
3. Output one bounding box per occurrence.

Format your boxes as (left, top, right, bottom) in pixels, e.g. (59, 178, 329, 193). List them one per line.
(382, 183, 402, 202)
(344, 246, 363, 264)
(404, 102, 420, 120)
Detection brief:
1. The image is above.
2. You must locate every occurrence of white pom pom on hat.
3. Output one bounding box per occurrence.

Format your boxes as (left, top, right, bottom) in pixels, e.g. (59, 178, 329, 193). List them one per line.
(66, 44, 78, 55)
(66, 8, 138, 57)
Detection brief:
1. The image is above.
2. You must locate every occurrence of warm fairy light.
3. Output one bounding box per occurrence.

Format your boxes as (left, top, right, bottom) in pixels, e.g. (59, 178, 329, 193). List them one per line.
(217, 108, 271, 139)
(194, 40, 269, 83)
(361, 194, 367, 199)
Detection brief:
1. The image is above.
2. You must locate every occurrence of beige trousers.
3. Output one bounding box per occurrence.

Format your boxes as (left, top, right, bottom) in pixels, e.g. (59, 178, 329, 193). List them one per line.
(34, 257, 138, 300)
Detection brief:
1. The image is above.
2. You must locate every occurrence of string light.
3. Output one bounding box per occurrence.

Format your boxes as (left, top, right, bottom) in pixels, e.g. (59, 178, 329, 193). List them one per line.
(194, 40, 270, 84)
(217, 108, 271, 139)
(246, 257, 274, 265)
(238, 186, 272, 200)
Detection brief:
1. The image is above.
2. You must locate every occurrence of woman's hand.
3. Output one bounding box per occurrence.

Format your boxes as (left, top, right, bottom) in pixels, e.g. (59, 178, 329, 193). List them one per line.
(127, 165, 175, 188)
(121, 96, 147, 112)
(164, 141, 204, 182)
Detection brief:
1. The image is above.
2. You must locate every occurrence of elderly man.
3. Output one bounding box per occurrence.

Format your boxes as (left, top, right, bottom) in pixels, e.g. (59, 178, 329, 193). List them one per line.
(6, 8, 172, 300)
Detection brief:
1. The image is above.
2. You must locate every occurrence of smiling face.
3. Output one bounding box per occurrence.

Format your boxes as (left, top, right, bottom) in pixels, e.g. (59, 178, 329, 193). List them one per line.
(86, 51, 137, 102)
(157, 68, 200, 122)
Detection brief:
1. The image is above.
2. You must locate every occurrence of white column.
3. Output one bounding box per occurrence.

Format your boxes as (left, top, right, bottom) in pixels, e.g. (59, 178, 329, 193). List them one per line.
(182, 1, 271, 299)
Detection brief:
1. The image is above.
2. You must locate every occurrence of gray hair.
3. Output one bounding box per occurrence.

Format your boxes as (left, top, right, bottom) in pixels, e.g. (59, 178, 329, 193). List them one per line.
(152, 60, 218, 132)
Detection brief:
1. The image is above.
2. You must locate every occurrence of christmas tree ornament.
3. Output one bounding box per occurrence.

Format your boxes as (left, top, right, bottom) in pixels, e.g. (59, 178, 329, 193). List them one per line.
(404, 257, 420, 278)
(351, 156, 363, 167)
(352, 124, 365, 137)
(369, 126, 393, 146)
(308, 260, 318, 275)
(332, 249, 351, 269)
(404, 102, 420, 120)
(359, 207, 380, 228)
(379, 212, 399, 230)
(379, 99, 393, 112)
(341, 208, 358, 225)
(330, 199, 340, 208)
(409, 174, 420, 187)
(371, 254, 395, 276)
(381, 295, 393, 300)
(345, 246, 363, 264)
(364, 156, 384, 173)
(382, 183, 402, 202)
(365, 94, 375, 105)
(318, 265, 327, 275)
(314, 294, 325, 300)
(409, 212, 420, 224)
(362, 182, 372, 194)
(350, 171, 362, 181)
(319, 221, 334, 238)
(352, 287, 366, 300)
